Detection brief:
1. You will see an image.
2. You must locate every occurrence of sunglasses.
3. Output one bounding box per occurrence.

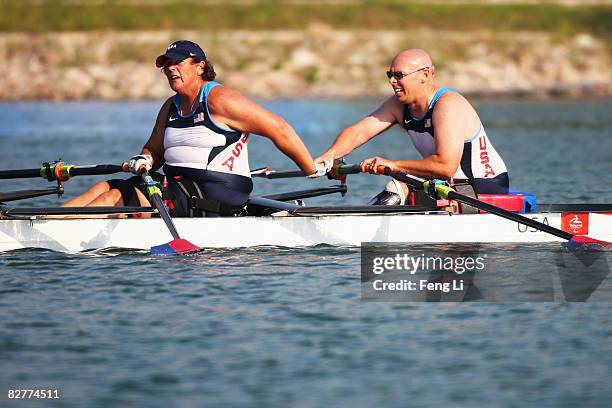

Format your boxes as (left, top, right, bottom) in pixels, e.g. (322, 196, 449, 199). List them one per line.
(386, 67, 429, 80)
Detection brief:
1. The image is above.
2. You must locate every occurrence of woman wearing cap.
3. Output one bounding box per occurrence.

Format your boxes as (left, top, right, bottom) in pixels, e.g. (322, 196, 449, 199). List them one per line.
(64, 40, 323, 216)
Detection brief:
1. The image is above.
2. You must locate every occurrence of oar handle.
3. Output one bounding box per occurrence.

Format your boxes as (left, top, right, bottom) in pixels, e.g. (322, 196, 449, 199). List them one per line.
(336, 164, 362, 175)
(69, 164, 126, 177)
(357, 163, 389, 176)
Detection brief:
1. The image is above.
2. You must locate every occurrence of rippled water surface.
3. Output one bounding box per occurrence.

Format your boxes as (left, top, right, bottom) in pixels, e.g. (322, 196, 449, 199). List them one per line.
(0, 98, 611, 407)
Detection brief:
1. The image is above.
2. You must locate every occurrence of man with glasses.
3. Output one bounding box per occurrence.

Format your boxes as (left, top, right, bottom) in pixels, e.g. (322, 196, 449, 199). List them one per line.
(315, 49, 509, 206)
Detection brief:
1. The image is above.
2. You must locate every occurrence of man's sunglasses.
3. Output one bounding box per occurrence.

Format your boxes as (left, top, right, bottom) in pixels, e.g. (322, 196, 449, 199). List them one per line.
(386, 67, 429, 80)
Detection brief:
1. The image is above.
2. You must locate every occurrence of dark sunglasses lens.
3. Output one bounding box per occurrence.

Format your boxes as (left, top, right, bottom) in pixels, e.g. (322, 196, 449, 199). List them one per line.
(386, 71, 403, 79)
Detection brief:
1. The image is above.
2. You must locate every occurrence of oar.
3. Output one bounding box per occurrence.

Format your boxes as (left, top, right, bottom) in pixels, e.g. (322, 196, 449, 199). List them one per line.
(250, 164, 361, 179)
(0, 187, 63, 202)
(138, 171, 200, 255)
(0, 162, 125, 181)
(250, 167, 303, 179)
(262, 185, 347, 201)
(380, 168, 611, 248)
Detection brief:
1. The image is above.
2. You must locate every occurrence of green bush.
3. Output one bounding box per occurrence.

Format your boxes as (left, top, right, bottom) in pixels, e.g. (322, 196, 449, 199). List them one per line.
(0, 1, 609, 37)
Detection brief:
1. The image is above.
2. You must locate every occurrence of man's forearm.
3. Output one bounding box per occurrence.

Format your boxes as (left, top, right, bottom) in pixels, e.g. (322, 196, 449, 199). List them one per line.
(323, 127, 369, 159)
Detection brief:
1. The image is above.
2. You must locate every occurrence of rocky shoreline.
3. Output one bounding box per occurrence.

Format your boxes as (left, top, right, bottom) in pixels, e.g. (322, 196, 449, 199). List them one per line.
(1, 27, 609, 101)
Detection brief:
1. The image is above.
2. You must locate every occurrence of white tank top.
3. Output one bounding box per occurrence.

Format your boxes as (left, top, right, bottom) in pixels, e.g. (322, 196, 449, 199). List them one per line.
(403, 87, 508, 180)
(163, 81, 251, 178)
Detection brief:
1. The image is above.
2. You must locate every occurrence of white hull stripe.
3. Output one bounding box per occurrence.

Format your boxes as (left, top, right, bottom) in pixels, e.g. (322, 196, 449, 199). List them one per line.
(0, 212, 610, 252)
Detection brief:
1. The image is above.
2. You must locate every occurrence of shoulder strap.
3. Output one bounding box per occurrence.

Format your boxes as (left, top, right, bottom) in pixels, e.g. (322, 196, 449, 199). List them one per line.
(202, 81, 220, 102)
(428, 87, 459, 109)
(172, 93, 181, 111)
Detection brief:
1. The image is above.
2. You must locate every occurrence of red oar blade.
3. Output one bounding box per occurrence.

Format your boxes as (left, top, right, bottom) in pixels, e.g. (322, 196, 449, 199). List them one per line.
(565, 235, 612, 251)
(151, 238, 201, 255)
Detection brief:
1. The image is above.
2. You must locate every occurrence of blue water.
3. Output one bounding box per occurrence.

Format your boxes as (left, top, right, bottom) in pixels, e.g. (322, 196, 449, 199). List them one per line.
(0, 98, 611, 407)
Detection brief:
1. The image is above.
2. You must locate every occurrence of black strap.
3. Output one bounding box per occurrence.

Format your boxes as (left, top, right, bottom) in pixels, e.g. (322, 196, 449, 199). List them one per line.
(191, 196, 221, 213)
(173, 178, 202, 217)
(453, 183, 479, 214)
(412, 189, 438, 207)
(173, 178, 243, 217)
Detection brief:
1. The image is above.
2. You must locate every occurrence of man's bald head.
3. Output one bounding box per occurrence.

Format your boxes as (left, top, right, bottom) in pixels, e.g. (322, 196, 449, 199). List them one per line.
(388, 49, 436, 103)
(392, 49, 434, 72)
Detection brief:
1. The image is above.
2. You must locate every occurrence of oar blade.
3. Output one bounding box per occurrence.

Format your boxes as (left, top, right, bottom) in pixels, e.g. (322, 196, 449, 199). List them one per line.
(566, 235, 612, 251)
(151, 238, 201, 255)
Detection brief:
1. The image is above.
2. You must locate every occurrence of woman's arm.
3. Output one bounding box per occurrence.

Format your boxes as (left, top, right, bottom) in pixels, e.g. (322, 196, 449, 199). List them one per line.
(208, 86, 316, 175)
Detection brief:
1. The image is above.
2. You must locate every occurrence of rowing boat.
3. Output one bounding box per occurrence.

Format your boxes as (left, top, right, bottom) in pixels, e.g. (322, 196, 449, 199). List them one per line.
(1, 161, 610, 253)
(1, 201, 610, 253)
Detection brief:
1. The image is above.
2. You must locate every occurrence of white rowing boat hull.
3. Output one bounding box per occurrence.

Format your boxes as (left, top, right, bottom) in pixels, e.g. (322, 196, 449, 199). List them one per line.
(0, 211, 610, 252)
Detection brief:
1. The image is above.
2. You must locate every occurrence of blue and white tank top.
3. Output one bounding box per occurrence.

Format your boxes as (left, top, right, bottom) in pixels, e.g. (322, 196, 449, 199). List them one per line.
(402, 87, 508, 182)
(163, 82, 251, 180)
